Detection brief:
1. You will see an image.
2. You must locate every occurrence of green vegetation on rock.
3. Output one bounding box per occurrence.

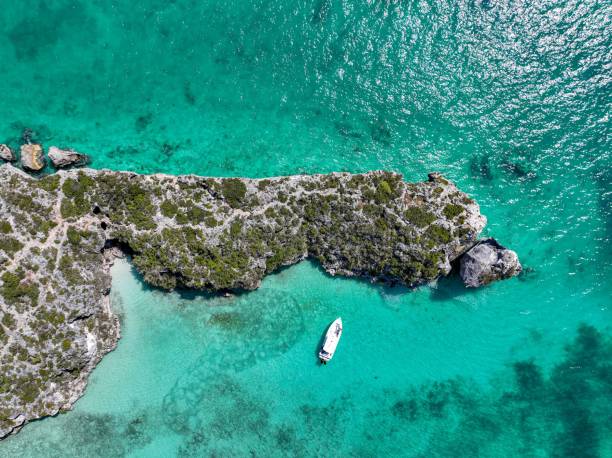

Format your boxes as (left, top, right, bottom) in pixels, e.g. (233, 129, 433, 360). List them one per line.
(160, 200, 179, 218)
(0, 221, 12, 234)
(221, 179, 247, 208)
(404, 206, 436, 228)
(1, 270, 39, 307)
(425, 224, 452, 244)
(0, 237, 23, 256)
(443, 203, 465, 220)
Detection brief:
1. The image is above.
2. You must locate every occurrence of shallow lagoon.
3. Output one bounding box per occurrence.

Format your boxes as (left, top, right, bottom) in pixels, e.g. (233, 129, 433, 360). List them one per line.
(0, 0, 610, 456)
(3, 257, 610, 457)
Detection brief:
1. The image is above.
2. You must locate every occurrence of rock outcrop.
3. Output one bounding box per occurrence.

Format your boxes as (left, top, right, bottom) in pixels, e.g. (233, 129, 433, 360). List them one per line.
(459, 238, 522, 287)
(0, 145, 14, 162)
(0, 164, 517, 438)
(48, 146, 89, 168)
(19, 144, 45, 171)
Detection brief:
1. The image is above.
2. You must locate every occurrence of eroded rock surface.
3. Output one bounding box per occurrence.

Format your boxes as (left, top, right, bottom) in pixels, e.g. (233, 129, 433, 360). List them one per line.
(0, 164, 503, 438)
(0, 145, 14, 162)
(48, 146, 89, 168)
(19, 144, 45, 171)
(459, 238, 522, 287)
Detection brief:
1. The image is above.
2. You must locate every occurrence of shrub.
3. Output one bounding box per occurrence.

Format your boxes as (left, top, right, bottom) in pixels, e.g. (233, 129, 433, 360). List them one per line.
(443, 203, 465, 220)
(61, 174, 94, 199)
(187, 206, 206, 223)
(175, 213, 188, 225)
(404, 207, 436, 228)
(0, 221, 11, 234)
(58, 256, 83, 285)
(18, 381, 40, 403)
(221, 179, 247, 208)
(257, 179, 271, 191)
(160, 200, 179, 218)
(375, 218, 388, 231)
(230, 220, 243, 237)
(66, 227, 81, 245)
(37, 175, 61, 192)
(425, 225, 452, 244)
(204, 216, 219, 227)
(123, 184, 156, 230)
(1, 270, 39, 306)
(0, 237, 23, 255)
(60, 197, 89, 219)
(1, 312, 16, 329)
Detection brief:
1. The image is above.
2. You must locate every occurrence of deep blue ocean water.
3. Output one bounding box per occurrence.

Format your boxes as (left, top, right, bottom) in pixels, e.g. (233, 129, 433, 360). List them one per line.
(0, 1, 610, 457)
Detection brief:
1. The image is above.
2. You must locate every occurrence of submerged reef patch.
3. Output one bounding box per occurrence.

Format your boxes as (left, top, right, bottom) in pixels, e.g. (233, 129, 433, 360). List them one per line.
(9, 324, 604, 456)
(356, 325, 612, 457)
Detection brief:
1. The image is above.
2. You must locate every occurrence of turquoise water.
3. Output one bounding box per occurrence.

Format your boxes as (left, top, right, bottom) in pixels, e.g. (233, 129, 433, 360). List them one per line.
(1, 0, 611, 457)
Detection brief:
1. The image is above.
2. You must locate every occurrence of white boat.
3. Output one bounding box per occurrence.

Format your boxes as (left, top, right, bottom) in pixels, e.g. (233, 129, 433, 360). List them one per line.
(319, 318, 343, 364)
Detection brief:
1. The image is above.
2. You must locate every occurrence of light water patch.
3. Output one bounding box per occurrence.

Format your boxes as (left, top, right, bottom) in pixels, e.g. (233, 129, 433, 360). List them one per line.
(2, 259, 610, 457)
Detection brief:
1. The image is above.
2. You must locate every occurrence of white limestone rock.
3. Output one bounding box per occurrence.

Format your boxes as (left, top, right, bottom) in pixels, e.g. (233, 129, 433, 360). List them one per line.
(0, 144, 14, 162)
(460, 238, 522, 287)
(20, 143, 45, 171)
(48, 146, 89, 168)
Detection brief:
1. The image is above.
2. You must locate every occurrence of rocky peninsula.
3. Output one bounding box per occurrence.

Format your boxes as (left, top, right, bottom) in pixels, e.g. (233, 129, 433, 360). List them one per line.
(0, 163, 519, 438)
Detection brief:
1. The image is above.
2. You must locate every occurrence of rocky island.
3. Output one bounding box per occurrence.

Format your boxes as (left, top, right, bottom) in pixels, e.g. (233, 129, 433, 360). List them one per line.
(0, 163, 520, 438)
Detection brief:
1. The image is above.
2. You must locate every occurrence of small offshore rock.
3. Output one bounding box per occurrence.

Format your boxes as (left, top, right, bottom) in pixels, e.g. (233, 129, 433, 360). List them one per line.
(0, 144, 14, 161)
(460, 238, 522, 287)
(48, 146, 89, 168)
(20, 143, 45, 171)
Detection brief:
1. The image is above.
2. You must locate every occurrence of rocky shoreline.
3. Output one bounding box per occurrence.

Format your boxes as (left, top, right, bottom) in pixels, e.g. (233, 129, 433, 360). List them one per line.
(0, 163, 520, 438)
(0, 141, 90, 171)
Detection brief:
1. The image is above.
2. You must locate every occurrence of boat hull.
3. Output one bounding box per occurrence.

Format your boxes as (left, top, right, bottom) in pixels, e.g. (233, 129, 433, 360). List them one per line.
(319, 318, 343, 363)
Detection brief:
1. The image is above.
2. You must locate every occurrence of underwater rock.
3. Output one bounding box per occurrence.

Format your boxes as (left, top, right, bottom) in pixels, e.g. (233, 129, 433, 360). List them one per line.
(48, 146, 89, 168)
(459, 238, 522, 287)
(19, 143, 45, 171)
(0, 163, 514, 439)
(0, 144, 14, 161)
